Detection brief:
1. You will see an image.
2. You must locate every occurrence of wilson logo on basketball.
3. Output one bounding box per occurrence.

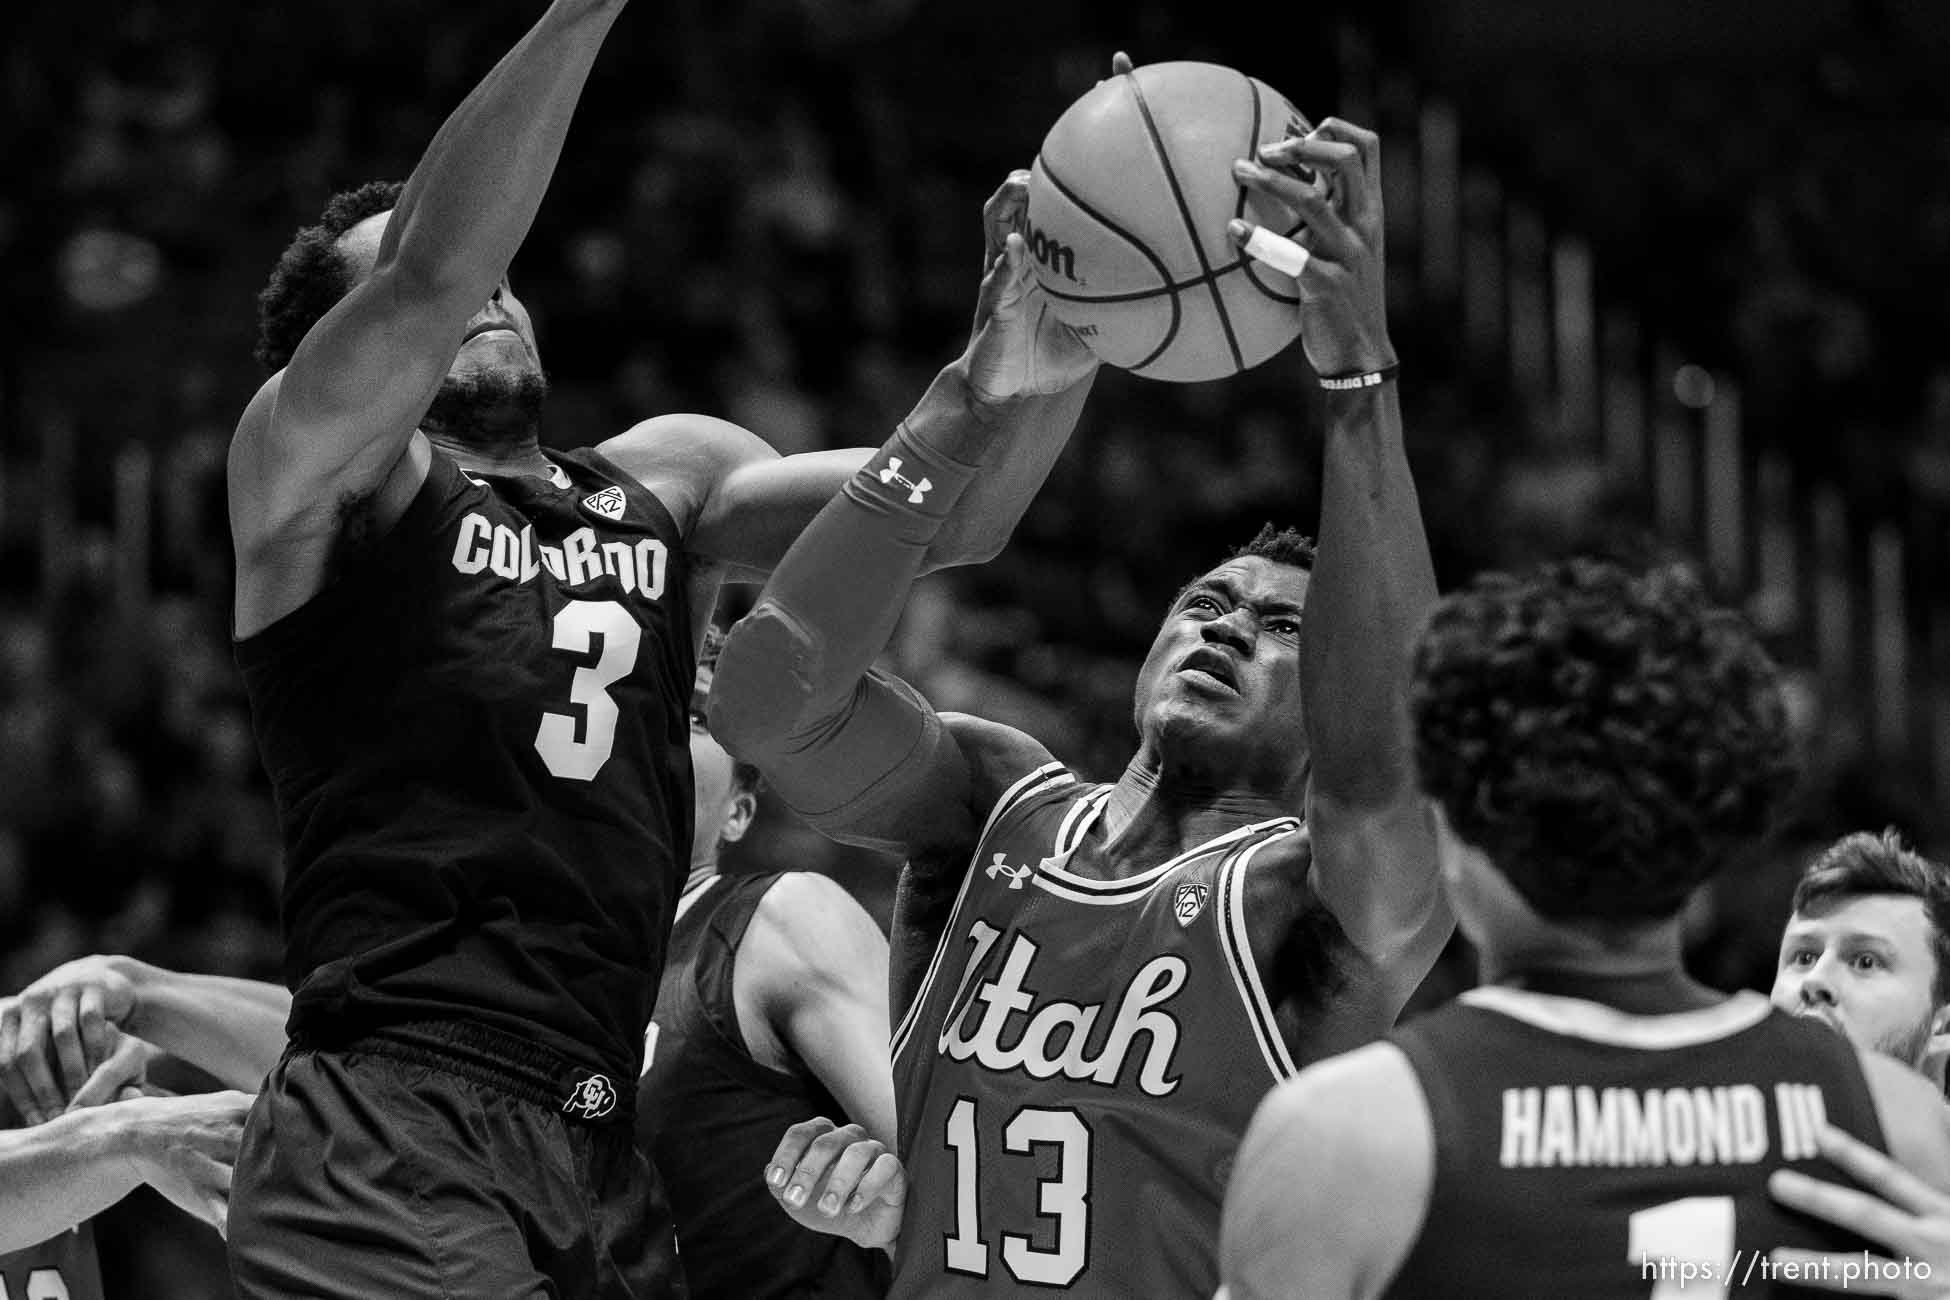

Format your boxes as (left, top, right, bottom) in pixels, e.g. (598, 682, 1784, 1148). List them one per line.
(1025, 220, 1079, 284)
(563, 1073, 618, 1119)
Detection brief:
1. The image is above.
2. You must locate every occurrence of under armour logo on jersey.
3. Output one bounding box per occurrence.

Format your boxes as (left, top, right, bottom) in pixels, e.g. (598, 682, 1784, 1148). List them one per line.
(878, 458, 932, 504)
(563, 1073, 618, 1120)
(986, 854, 1032, 889)
(582, 486, 627, 522)
(1172, 881, 1210, 927)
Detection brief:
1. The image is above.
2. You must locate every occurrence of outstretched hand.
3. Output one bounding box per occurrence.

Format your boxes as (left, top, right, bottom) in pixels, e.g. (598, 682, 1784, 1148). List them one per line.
(1227, 118, 1395, 379)
(963, 173, 1099, 405)
(765, 1117, 906, 1252)
(1768, 1124, 1950, 1298)
(125, 1089, 256, 1239)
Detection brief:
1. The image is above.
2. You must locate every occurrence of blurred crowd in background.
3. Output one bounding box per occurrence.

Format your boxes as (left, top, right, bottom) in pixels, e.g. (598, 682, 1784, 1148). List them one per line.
(2, 0, 1949, 1287)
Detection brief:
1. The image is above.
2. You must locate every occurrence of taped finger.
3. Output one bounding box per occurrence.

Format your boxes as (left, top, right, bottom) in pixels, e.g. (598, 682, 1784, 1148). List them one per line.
(1240, 225, 1310, 279)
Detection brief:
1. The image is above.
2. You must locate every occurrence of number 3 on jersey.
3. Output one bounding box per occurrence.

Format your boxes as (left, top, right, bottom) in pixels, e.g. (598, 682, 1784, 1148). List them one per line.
(0, 1269, 72, 1300)
(945, 1097, 1093, 1286)
(535, 599, 642, 782)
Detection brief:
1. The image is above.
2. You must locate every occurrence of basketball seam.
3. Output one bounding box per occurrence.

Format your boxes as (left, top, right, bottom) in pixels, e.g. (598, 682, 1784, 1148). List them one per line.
(1236, 74, 1304, 307)
(1126, 70, 1245, 374)
(1038, 257, 1259, 304)
(1037, 156, 1183, 372)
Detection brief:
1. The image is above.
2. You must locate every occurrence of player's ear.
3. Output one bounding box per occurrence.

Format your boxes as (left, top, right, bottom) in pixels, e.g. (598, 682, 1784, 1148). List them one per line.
(721, 790, 758, 846)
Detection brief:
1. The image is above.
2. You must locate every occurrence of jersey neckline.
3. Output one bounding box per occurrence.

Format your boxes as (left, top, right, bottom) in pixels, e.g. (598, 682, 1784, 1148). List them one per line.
(1032, 783, 1303, 896)
(1458, 986, 1775, 1050)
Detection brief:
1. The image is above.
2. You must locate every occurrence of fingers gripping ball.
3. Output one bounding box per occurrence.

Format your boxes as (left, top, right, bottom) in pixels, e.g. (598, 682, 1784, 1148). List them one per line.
(1026, 61, 1314, 382)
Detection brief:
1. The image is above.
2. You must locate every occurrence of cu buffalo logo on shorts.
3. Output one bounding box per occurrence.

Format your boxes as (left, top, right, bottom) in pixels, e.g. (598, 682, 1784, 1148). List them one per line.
(563, 1073, 618, 1119)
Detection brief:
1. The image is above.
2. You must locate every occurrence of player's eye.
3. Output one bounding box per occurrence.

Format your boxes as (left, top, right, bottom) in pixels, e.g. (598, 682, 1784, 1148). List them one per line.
(1787, 950, 1816, 967)
(1267, 617, 1302, 637)
(688, 708, 709, 730)
(1850, 952, 1883, 972)
(1186, 594, 1222, 615)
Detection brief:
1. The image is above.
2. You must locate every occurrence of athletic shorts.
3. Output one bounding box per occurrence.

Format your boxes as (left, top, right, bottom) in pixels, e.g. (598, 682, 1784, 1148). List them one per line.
(227, 1020, 686, 1299)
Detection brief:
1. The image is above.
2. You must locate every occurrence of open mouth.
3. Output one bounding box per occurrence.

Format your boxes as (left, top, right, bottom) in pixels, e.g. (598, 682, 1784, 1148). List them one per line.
(1177, 647, 1239, 692)
(464, 322, 518, 342)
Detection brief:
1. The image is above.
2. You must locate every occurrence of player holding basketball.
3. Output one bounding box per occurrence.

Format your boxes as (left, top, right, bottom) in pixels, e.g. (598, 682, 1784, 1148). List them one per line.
(1217, 558, 1950, 1299)
(224, 0, 1089, 1292)
(717, 117, 1449, 1296)
(636, 632, 893, 1298)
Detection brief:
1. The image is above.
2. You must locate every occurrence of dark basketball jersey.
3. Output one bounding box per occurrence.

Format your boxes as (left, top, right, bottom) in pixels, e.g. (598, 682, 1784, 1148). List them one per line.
(637, 872, 889, 1299)
(236, 447, 693, 1081)
(1384, 988, 1888, 1298)
(0, 1225, 104, 1300)
(889, 764, 1307, 1298)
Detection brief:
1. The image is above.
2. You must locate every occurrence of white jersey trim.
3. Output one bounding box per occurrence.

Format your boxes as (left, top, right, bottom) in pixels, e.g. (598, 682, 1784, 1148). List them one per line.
(672, 872, 722, 926)
(1033, 807, 1301, 903)
(976, 763, 1073, 845)
(1459, 986, 1775, 1049)
(889, 763, 1073, 1062)
(890, 856, 982, 1065)
(1218, 834, 1305, 1081)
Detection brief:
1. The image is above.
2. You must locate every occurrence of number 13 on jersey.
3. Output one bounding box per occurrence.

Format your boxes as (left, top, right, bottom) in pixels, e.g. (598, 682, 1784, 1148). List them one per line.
(944, 1098, 1093, 1286)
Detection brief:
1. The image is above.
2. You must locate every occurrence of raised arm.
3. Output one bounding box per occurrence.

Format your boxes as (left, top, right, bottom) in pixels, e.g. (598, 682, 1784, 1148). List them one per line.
(1231, 121, 1448, 1002)
(229, 0, 630, 634)
(707, 192, 1081, 859)
(600, 173, 1094, 582)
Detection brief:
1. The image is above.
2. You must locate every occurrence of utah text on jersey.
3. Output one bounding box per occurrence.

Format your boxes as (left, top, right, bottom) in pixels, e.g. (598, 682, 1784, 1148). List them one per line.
(937, 921, 1187, 1097)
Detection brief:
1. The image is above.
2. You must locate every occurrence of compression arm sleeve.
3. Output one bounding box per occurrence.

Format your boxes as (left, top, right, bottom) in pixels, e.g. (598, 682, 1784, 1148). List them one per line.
(710, 367, 994, 841)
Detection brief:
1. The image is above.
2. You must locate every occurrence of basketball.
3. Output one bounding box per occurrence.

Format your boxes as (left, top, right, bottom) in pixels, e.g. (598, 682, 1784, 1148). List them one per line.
(1026, 61, 1313, 383)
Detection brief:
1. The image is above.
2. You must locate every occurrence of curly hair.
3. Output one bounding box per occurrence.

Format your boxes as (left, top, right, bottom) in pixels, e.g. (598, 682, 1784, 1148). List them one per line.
(253, 180, 406, 373)
(1233, 522, 1316, 572)
(1793, 828, 1950, 1004)
(1410, 557, 1796, 922)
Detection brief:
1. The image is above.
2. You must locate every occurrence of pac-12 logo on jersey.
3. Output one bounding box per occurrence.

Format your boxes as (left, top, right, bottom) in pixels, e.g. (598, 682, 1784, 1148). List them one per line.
(582, 486, 627, 521)
(1172, 881, 1209, 926)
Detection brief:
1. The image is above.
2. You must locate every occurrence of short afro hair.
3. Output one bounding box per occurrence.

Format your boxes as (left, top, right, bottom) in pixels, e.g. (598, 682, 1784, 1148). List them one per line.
(254, 180, 405, 373)
(1168, 523, 1316, 615)
(1411, 557, 1796, 922)
(1793, 828, 1950, 1004)
(1233, 523, 1316, 572)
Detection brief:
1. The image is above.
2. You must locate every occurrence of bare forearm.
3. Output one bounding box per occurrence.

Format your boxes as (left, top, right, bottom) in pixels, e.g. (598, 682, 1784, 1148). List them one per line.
(0, 1111, 140, 1252)
(924, 374, 1095, 570)
(1301, 383, 1436, 805)
(124, 963, 289, 1090)
(378, 0, 628, 295)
